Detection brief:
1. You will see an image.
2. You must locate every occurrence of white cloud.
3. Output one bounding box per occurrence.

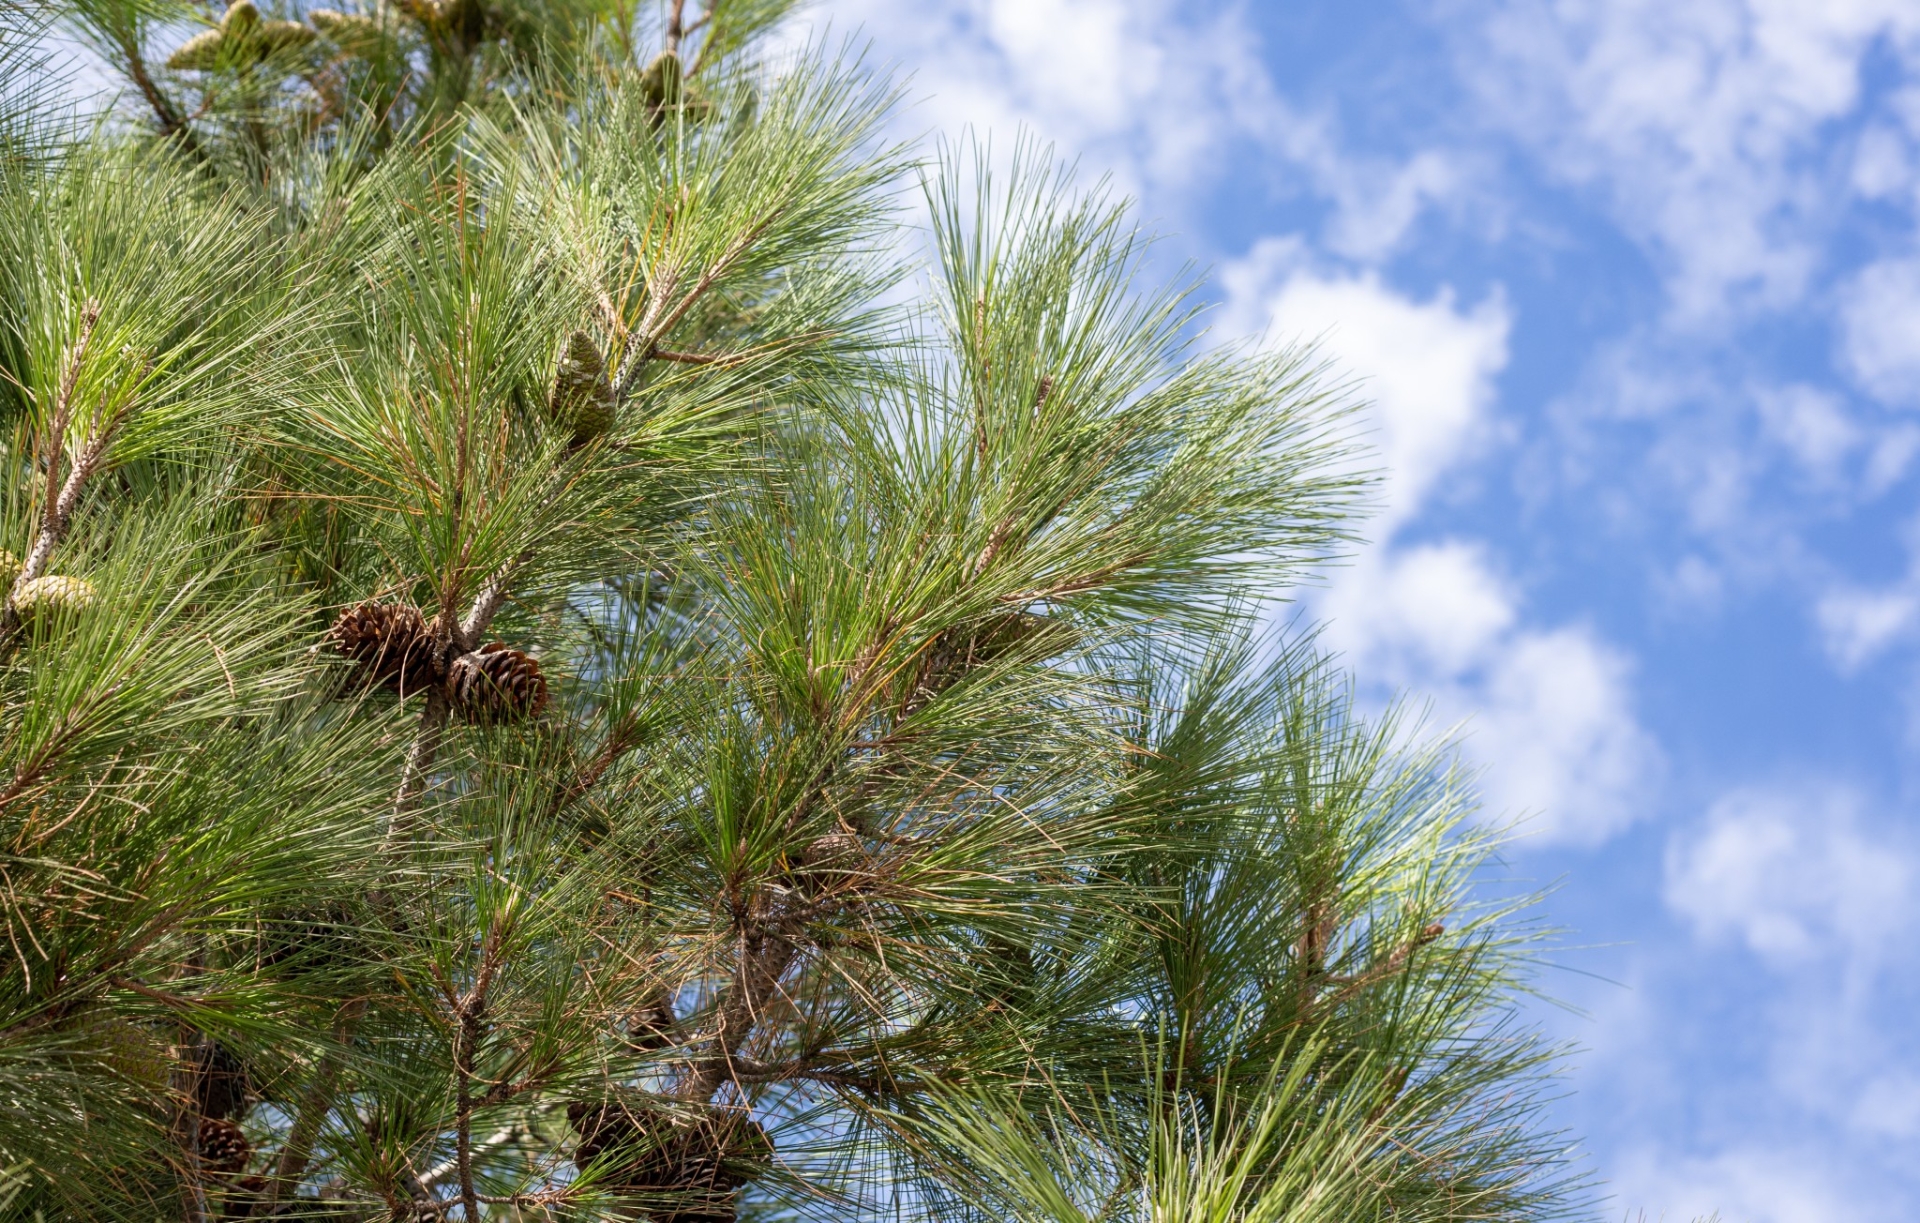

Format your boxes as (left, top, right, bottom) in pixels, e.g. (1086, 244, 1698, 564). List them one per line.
(797, 0, 1272, 203)
(1665, 786, 1912, 967)
(1754, 384, 1861, 480)
(1839, 256, 1920, 407)
(1320, 540, 1516, 677)
(804, 1, 1471, 262)
(1612, 1144, 1862, 1223)
(1471, 627, 1656, 842)
(1817, 585, 1919, 670)
(1220, 244, 1511, 532)
(1321, 548, 1655, 842)
(1223, 252, 1655, 843)
(1651, 784, 1920, 1168)
(1850, 123, 1913, 200)
(1472, 0, 1920, 321)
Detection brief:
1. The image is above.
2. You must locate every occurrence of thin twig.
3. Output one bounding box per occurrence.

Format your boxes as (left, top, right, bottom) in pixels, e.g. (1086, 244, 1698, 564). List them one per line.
(650, 347, 724, 365)
(4, 302, 98, 629)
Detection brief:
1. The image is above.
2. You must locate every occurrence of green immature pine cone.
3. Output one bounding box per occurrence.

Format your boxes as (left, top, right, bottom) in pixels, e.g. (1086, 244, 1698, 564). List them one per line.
(222, 0, 261, 34)
(550, 330, 618, 446)
(326, 599, 438, 696)
(308, 8, 384, 53)
(639, 50, 715, 125)
(0, 549, 19, 588)
(639, 49, 684, 111)
(166, 1, 316, 71)
(448, 642, 548, 723)
(166, 28, 226, 70)
(11, 574, 96, 620)
(255, 18, 319, 54)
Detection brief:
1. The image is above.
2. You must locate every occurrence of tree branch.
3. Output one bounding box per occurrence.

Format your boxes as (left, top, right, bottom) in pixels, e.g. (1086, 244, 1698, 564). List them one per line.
(651, 346, 723, 365)
(1308, 923, 1445, 1018)
(451, 921, 507, 1221)
(663, 0, 689, 54)
(3, 303, 103, 641)
(457, 547, 531, 649)
(678, 925, 799, 1102)
(391, 691, 451, 825)
(112, 28, 204, 160)
(613, 212, 784, 402)
(253, 1001, 365, 1217)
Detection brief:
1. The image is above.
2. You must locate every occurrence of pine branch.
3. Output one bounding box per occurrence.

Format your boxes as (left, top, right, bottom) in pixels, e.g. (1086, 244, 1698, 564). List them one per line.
(457, 548, 531, 649)
(678, 925, 800, 1102)
(614, 210, 786, 401)
(391, 691, 451, 820)
(651, 346, 725, 365)
(112, 28, 204, 161)
(419, 1126, 523, 1191)
(254, 1000, 365, 1217)
(2, 301, 100, 639)
(664, 0, 690, 55)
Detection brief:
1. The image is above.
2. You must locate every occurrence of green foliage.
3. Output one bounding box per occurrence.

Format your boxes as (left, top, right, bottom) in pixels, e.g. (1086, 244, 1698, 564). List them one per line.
(0, 1, 1597, 1219)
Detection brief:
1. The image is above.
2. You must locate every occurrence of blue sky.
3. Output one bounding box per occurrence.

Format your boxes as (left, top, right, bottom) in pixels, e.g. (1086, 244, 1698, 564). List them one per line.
(783, 1, 1920, 1219)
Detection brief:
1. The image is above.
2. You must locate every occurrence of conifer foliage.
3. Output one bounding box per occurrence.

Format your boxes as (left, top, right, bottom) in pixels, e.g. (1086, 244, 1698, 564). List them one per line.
(0, 2, 1583, 1219)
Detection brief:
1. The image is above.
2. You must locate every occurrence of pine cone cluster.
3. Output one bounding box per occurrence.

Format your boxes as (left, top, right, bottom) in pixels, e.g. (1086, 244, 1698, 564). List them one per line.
(326, 600, 436, 696)
(197, 1117, 251, 1175)
(448, 642, 549, 722)
(567, 1099, 770, 1222)
(550, 330, 617, 447)
(308, 8, 384, 52)
(326, 601, 547, 722)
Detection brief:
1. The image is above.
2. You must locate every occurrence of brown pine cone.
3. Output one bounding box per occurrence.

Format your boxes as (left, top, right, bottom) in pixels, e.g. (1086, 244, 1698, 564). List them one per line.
(198, 1116, 251, 1175)
(448, 643, 548, 723)
(326, 600, 436, 696)
(905, 611, 1061, 715)
(800, 832, 865, 868)
(568, 1099, 770, 1220)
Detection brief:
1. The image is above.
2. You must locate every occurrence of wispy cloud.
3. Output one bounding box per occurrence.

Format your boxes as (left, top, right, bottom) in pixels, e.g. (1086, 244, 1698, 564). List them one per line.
(1466, 0, 1920, 323)
(1665, 785, 1913, 967)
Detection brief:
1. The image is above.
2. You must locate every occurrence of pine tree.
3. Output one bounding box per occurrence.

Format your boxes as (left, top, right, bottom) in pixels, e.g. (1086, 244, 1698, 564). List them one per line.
(0, 2, 1584, 1219)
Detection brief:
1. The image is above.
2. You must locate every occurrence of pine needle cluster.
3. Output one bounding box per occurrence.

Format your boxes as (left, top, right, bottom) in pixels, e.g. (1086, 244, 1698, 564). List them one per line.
(0, 2, 1588, 1220)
